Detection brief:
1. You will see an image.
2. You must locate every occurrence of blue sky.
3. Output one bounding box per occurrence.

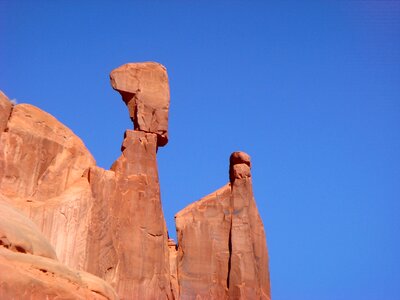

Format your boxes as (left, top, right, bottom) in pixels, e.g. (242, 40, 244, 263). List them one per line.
(1, 1, 399, 299)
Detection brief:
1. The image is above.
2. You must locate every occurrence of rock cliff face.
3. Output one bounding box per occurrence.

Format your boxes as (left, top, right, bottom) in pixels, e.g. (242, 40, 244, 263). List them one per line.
(0, 62, 271, 299)
(175, 152, 271, 299)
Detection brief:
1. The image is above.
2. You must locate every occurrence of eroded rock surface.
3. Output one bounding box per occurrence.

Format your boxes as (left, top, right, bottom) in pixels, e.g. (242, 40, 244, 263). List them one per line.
(0, 192, 118, 300)
(0, 194, 56, 259)
(0, 61, 271, 300)
(176, 152, 271, 300)
(0, 93, 96, 270)
(229, 152, 271, 299)
(0, 91, 12, 133)
(87, 130, 173, 299)
(168, 239, 180, 299)
(0, 102, 95, 201)
(110, 62, 170, 146)
(0, 247, 119, 300)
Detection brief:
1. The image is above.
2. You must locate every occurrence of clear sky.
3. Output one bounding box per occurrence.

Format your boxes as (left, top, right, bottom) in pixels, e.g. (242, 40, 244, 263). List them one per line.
(1, 1, 399, 299)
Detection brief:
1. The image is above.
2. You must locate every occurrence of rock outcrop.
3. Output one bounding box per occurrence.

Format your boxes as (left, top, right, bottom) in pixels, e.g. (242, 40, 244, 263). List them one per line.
(110, 62, 170, 146)
(0, 194, 118, 300)
(0, 61, 271, 299)
(85, 129, 172, 299)
(175, 152, 271, 299)
(0, 92, 96, 270)
(0, 247, 119, 300)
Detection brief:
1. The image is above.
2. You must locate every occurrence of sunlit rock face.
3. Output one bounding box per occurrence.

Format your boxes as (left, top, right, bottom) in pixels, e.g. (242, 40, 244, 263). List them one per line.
(0, 62, 271, 300)
(0, 92, 96, 270)
(85, 129, 173, 299)
(176, 152, 271, 300)
(0, 193, 118, 300)
(0, 247, 119, 300)
(110, 62, 170, 147)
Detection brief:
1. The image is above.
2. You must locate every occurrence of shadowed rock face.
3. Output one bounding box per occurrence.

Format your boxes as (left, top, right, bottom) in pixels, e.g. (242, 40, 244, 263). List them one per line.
(0, 62, 271, 300)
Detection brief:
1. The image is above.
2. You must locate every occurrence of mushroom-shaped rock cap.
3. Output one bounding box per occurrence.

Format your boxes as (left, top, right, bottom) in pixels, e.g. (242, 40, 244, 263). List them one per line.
(110, 62, 170, 147)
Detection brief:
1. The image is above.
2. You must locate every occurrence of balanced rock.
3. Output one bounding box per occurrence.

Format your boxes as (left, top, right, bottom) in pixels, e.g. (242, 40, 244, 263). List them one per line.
(110, 62, 170, 146)
(0, 63, 272, 300)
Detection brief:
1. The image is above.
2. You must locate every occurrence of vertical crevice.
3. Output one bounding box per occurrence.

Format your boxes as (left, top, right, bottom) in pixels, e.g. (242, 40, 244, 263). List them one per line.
(227, 216, 232, 290)
(227, 184, 234, 291)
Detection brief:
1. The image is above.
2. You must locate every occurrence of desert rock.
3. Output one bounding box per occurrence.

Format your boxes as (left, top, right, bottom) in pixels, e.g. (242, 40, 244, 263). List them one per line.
(176, 152, 271, 300)
(229, 152, 271, 299)
(107, 130, 172, 299)
(176, 184, 232, 299)
(0, 94, 97, 270)
(0, 194, 56, 259)
(0, 91, 12, 133)
(0, 64, 271, 300)
(110, 62, 170, 146)
(0, 247, 119, 300)
(0, 101, 95, 201)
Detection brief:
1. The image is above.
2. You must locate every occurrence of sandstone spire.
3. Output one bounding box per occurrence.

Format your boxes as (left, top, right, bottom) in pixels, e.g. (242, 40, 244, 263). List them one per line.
(0, 63, 271, 299)
(229, 152, 271, 299)
(175, 151, 271, 299)
(82, 63, 173, 298)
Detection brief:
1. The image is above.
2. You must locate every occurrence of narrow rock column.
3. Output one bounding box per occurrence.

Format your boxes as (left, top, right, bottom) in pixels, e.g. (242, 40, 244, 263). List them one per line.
(168, 238, 180, 299)
(175, 151, 271, 299)
(229, 152, 271, 299)
(104, 62, 172, 299)
(108, 130, 172, 299)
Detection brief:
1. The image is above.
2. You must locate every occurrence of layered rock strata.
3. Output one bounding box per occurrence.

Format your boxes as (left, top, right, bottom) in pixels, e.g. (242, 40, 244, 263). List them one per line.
(0, 61, 271, 299)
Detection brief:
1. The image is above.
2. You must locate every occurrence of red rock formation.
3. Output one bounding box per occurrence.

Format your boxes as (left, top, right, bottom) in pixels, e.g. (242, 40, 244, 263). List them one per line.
(0, 248, 119, 300)
(0, 91, 12, 133)
(168, 238, 180, 299)
(176, 184, 232, 299)
(0, 61, 271, 299)
(0, 194, 118, 300)
(229, 152, 271, 299)
(0, 92, 96, 270)
(85, 130, 172, 299)
(0, 195, 56, 259)
(175, 152, 271, 299)
(110, 62, 170, 146)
